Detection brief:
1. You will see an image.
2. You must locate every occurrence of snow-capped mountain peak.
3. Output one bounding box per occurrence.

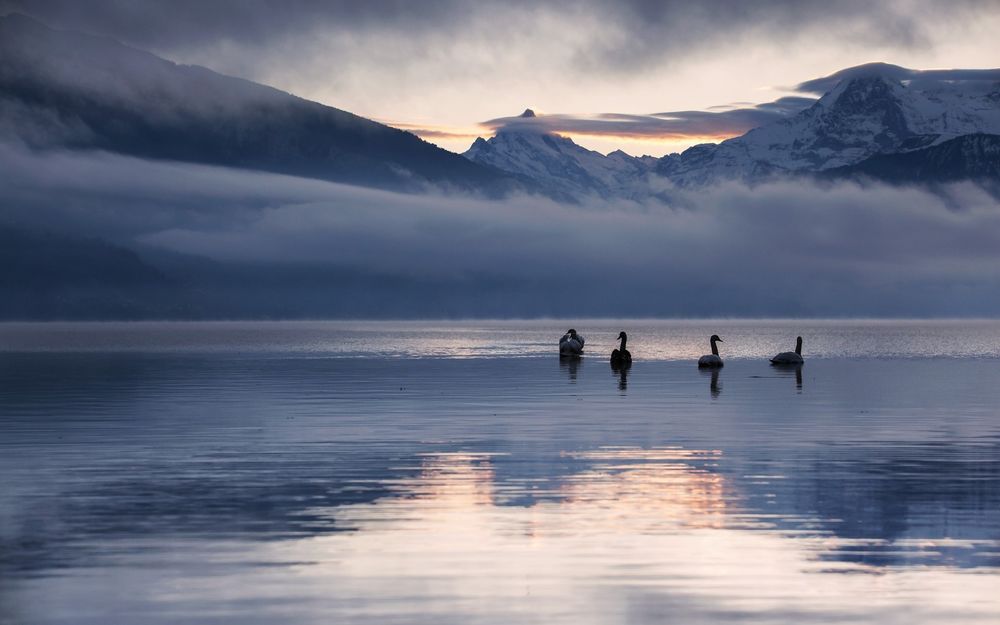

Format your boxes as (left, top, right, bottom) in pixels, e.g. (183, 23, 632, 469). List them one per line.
(465, 66, 1000, 196)
(658, 65, 1000, 186)
(819, 73, 905, 109)
(464, 111, 654, 199)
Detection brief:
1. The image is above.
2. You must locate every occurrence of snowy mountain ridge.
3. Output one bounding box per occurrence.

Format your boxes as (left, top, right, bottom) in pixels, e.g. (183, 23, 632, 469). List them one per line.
(465, 67, 1000, 197)
(464, 109, 657, 199)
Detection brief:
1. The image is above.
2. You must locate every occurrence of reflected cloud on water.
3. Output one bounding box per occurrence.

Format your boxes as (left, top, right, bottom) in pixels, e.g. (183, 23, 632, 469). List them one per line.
(3, 438, 1000, 624)
(3, 347, 1000, 624)
(239, 449, 1000, 624)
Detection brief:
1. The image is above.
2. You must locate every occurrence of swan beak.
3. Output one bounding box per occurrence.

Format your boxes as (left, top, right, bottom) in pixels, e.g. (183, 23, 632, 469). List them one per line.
(717, 338, 724, 342)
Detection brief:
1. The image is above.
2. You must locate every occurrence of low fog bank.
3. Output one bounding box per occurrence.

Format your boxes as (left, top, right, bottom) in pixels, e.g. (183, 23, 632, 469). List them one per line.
(3, 143, 1000, 319)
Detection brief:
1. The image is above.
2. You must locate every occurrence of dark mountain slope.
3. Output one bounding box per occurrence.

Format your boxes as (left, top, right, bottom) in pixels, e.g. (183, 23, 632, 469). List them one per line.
(826, 133, 1000, 184)
(0, 225, 176, 319)
(0, 14, 526, 195)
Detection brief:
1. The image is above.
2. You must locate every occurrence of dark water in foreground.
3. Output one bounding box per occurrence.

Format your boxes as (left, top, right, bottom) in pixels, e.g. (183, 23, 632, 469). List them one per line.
(1, 321, 999, 624)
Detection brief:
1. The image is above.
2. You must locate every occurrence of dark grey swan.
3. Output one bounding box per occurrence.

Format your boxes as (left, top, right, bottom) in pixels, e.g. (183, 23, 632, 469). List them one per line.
(771, 336, 804, 365)
(697, 335, 724, 368)
(559, 328, 585, 356)
(610, 331, 632, 366)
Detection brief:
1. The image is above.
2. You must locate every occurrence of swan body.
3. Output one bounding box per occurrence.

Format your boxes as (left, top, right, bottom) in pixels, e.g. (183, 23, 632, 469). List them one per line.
(559, 328, 585, 356)
(771, 336, 804, 365)
(610, 331, 632, 366)
(698, 335, 724, 368)
(698, 354, 723, 367)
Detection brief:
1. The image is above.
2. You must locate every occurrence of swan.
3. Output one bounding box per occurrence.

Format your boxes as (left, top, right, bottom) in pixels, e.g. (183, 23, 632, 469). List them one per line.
(771, 336, 804, 365)
(697, 334, 724, 368)
(559, 328, 585, 356)
(610, 331, 632, 366)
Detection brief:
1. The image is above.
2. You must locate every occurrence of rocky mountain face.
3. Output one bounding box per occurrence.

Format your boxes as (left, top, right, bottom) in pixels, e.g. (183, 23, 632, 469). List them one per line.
(826, 133, 1000, 184)
(467, 71, 1000, 198)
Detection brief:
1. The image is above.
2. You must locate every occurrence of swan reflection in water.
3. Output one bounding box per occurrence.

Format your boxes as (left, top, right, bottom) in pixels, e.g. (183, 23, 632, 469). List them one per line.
(559, 354, 583, 382)
(610, 360, 630, 392)
(699, 368, 722, 398)
(771, 363, 804, 390)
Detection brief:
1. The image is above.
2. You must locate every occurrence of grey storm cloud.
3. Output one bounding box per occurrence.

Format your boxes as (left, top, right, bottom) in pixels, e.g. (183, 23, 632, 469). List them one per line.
(3, 0, 991, 72)
(4, 143, 1000, 316)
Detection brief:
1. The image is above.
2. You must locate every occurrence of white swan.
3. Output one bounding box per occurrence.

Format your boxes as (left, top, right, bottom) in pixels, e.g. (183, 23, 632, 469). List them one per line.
(697, 334, 724, 368)
(559, 328, 585, 356)
(771, 336, 804, 365)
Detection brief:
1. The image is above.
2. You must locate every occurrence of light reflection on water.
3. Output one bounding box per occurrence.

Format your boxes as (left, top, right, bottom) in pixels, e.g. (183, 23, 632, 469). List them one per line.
(4, 318, 1000, 359)
(280, 450, 998, 624)
(1, 321, 999, 624)
(8, 448, 992, 625)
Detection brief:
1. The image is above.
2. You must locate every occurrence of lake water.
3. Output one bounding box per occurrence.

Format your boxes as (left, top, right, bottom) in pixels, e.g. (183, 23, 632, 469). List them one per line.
(1, 320, 999, 625)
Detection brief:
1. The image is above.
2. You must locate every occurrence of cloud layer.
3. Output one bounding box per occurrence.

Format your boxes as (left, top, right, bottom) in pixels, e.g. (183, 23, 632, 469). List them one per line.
(4, 143, 1000, 317)
(795, 63, 1000, 94)
(6, 1, 999, 156)
(478, 97, 817, 148)
(8, 1, 990, 70)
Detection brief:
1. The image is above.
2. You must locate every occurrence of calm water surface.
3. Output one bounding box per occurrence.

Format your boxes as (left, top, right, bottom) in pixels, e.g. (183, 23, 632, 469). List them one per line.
(1, 320, 999, 624)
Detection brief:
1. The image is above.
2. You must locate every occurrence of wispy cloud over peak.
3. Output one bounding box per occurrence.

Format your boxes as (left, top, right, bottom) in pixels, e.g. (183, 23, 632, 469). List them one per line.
(795, 63, 1000, 94)
(471, 96, 818, 155)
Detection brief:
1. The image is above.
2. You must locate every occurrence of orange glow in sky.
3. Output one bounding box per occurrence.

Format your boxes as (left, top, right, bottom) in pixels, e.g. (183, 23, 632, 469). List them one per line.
(386, 119, 739, 158)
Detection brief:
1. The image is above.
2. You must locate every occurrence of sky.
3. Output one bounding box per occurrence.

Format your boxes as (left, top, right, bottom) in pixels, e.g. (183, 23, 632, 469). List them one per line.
(5, 0, 1000, 156)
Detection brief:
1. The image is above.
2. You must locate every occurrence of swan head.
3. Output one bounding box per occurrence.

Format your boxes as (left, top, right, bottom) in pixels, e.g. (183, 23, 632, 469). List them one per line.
(567, 328, 577, 336)
(710, 334, 723, 343)
(618, 331, 627, 340)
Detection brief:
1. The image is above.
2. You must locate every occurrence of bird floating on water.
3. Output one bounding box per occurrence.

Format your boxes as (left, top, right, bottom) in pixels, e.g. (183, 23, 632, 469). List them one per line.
(771, 336, 804, 365)
(697, 335, 724, 368)
(610, 331, 632, 366)
(559, 328, 585, 356)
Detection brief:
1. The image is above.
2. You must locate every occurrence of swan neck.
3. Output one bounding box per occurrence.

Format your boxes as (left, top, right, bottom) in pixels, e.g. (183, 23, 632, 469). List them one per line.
(620, 335, 627, 352)
(711, 338, 719, 356)
(795, 337, 802, 355)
